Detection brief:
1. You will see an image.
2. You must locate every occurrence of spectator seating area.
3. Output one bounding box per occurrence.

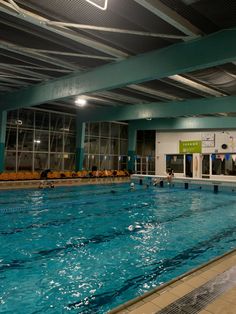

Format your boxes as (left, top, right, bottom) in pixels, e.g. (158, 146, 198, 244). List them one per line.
(0, 170, 130, 181)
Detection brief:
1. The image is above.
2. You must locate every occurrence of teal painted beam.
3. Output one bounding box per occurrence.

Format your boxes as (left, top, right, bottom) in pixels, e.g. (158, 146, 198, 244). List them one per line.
(0, 111, 7, 172)
(75, 147, 84, 172)
(77, 95, 236, 122)
(1, 28, 236, 110)
(129, 117, 236, 131)
(75, 119, 86, 171)
(127, 125, 137, 172)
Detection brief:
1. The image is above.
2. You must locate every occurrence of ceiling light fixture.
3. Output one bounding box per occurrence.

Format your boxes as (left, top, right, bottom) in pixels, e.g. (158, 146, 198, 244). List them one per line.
(75, 98, 87, 107)
(85, 0, 108, 11)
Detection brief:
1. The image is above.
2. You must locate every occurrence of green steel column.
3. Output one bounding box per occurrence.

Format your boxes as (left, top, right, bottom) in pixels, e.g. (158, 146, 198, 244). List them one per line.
(127, 124, 137, 173)
(75, 118, 86, 171)
(0, 111, 7, 173)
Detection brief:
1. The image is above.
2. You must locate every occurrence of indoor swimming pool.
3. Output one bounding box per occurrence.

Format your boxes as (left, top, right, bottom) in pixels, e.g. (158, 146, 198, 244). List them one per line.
(0, 183, 236, 313)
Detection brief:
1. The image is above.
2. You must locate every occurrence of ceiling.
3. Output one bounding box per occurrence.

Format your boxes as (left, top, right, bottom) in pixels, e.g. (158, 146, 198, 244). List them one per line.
(0, 0, 236, 119)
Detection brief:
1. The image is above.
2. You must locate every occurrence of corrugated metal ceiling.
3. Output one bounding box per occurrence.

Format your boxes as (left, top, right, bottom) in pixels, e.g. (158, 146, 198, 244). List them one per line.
(0, 0, 235, 117)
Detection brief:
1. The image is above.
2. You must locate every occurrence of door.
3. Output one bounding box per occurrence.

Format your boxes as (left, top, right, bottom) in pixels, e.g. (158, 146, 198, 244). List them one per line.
(186, 154, 193, 177)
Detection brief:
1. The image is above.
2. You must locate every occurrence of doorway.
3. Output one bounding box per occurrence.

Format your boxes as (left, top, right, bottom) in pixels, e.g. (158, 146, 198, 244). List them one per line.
(186, 154, 193, 177)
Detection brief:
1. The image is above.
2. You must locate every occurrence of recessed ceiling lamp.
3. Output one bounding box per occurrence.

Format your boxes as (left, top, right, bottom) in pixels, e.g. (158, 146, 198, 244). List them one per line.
(85, 0, 108, 11)
(75, 98, 87, 107)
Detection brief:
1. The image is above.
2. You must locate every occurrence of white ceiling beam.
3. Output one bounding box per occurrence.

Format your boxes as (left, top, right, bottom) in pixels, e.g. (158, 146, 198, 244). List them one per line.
(47, 21, 189, 40)
(25, 48, 116, 61)
(134, 0, 202, 37)
(128, 84, 182, 101)
(169, 75, 227, 97)
(0, 40, 78, 70)
(0, 0, 128, 58)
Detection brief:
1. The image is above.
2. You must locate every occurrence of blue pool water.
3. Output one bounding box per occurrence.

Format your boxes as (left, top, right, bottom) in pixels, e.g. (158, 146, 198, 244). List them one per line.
(0, 183, 236, 313)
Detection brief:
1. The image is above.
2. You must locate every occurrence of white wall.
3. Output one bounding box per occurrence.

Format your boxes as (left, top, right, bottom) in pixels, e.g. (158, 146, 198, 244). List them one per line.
(155, 130, 236, 179)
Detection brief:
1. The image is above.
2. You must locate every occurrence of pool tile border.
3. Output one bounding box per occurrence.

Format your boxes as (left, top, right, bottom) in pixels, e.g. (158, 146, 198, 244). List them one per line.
(108, 248, 236, 314)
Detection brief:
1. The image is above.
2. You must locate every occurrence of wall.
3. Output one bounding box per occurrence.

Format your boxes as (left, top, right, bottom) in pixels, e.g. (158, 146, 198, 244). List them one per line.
(156, 130, 236, 179)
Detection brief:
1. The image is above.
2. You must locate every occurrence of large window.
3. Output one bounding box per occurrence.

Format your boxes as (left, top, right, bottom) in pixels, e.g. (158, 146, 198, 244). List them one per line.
(166, 154, 184, 173)
(5, 110, 129, 172)
(136, 130, 155, 174)
(212, 154, 236, 176)
(5, 109, 76, 172)
(84, 121, 128, 170)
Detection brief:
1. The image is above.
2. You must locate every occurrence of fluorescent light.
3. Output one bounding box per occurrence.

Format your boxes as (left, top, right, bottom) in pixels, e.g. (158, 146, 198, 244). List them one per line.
(75, 98, 87, 107)
(34, 139, 41, 144)
(85, 0, 108, 10)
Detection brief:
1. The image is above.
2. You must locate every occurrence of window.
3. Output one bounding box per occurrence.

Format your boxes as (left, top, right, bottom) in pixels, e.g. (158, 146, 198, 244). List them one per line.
(166, 155, 184, 173)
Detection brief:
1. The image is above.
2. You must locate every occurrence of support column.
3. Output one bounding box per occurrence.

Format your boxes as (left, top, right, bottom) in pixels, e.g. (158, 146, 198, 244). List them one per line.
(127, 123, 137, 173)
(0, 111, 7, 173)
(75, 117, 86, 171)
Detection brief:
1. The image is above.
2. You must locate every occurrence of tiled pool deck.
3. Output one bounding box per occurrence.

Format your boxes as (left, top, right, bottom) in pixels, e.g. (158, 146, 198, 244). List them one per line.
(109, 249, 236, 314)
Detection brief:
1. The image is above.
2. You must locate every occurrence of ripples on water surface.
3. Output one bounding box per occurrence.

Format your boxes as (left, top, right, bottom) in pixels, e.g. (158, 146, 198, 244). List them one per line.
(0, 183, 236, 313)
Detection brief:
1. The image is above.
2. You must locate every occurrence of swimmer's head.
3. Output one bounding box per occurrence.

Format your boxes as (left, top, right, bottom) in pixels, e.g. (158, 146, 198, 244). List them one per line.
(130, 182, 135, 188)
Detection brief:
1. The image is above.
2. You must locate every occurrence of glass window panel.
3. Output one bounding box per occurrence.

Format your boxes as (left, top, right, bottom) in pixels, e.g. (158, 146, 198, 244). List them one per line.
(148, 157, 155, 174)
(101, 122, 109, 137)
(100, 156, 109, 170)
(51, 114, 64, 132)
(83, 155, 88, 170)
(50, 153, 63, 171)
(110, 156, 118, 170)
(50, 133, 63, 152)
(100, 138, 110, 155)
(18, 152, 33, 171)
(64, 135, 76, 153)
(64, 116, 75, 133)
(120, 140, 128, 155)
(166, 155, 184, 173)
(110, 139, 119, 155)
(64, 154, 75, 171)
(120, 156, 127, 170)
(111, 123, 119, 138)
(85, 122, 89, 135)
(90, 122, 99, 136)
(225, 156, 236, 175)
(89, 137, 99, 154)
(35, 111, 49, 130)
(90, 155, 99, 171)
(84, 136, 89, 154)
(212, 157, 224, 175)
(34, 153, 49, 171)
(19, 109, 34, 129)
(7, 110, 18, 127)
(120, 124, 128, 139)
(202, 155, 210, 175)
(6, 128, 17, 150)
(18, 129, 33, 151)
(5, 151, 16, 171)
(34, 131, 49, 152)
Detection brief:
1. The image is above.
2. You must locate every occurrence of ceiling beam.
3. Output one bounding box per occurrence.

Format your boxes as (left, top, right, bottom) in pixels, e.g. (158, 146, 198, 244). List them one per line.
(134, 0, 201, 37)
(129, 116, 236, 131)
(0, 0, 127, 58)
(1, 27, 236, 110)
(75, 95, 236, 122)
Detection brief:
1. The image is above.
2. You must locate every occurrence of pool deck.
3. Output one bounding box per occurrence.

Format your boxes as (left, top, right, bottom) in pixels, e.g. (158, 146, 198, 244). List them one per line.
(0, 176, 130, 190)
(109, 249, 236, 314)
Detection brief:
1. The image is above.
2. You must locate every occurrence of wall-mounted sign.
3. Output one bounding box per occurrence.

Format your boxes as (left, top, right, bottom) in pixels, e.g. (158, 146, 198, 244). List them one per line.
(179, 140, 202, 153)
